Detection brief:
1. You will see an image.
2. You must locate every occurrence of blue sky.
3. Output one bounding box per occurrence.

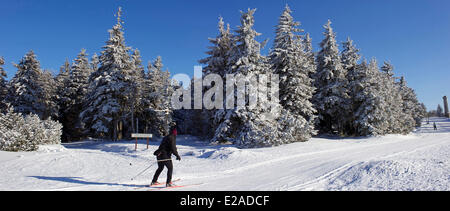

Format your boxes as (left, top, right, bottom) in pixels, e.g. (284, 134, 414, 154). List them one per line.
(1, 0, 449, 111)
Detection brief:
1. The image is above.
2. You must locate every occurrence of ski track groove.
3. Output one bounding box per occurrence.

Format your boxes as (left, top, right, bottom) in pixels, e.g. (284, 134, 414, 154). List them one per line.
(1, 118, 449, 191)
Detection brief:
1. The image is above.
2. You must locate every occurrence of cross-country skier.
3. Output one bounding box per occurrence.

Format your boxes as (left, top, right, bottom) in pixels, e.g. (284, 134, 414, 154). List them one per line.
(433, 122, 437, 131)
(151, 123, 181, 187)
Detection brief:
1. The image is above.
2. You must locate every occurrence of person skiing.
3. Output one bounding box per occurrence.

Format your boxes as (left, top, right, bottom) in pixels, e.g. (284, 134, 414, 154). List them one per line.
(151, 123, 181, 187)
(433, 122, 437, 131)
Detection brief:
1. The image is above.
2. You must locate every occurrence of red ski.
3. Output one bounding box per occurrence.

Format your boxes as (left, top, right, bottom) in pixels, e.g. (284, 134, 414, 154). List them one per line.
(147, 183, 204, 191)
(134, 178, 181, 189)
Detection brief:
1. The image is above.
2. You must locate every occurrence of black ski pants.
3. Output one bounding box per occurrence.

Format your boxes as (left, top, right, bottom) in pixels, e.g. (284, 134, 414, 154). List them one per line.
(152, 160, 173, 184)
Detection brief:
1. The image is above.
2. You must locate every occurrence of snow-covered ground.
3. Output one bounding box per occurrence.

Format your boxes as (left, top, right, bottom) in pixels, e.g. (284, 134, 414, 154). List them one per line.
(0, 117, 449, 191)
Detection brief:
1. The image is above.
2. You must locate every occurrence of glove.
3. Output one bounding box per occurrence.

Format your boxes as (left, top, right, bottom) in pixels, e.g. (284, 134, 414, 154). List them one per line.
(176, 155, 181, 161)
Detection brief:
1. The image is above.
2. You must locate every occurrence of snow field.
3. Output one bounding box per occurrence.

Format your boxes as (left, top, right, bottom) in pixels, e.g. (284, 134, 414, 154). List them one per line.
(0, 118, 448, 191)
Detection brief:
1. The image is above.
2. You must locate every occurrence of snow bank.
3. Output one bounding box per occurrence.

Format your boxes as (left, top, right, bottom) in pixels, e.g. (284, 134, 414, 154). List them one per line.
(0, 118, 448, 191)
(37, 145, 67, 153)
(325, 158, 449, 191)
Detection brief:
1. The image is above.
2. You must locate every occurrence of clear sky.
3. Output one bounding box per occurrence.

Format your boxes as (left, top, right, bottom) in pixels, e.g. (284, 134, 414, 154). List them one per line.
(1, 0, 449, 111)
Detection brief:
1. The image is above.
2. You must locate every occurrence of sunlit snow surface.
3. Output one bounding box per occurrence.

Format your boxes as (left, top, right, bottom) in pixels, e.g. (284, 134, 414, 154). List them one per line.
(0, 117, 448, 191)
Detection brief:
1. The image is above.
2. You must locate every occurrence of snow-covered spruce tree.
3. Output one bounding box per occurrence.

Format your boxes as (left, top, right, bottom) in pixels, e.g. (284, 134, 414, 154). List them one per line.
(62, 49, 92, 141)
(341, 37, 363, 135)
(0, 57, 7, 112)
(199, 17, 233, 78)
(146, 56, 174, 136)
(349, 59, 388, 135)
(55, 59, 71, 141)
(197, 17, 234, 138)
(55, 59, 71, 104)
(303, 33, 316, 78)
(6, 50, 48, 119)
(81, 7, 134, 141)
(268, 5, 316, 141)
(379, 61, 412, 134)
(399, 76, 425, 127)
(210, 8, 303, 147)
(312, 20, 350, 135)
(0, 106, 31, 151)
(90, 53, 99, 73)
(342, 37, 361, 81)
(129, 49, 146, 134)
(436, 104, 443, 117)
(41, 70, 59, 120)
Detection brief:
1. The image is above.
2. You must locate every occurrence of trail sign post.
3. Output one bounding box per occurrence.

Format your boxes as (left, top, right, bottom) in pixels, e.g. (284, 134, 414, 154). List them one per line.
(131, 133, 153, 151)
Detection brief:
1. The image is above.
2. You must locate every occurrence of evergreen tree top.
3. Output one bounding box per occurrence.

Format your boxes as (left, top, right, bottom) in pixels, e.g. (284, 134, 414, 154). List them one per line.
(341, 37, 361, 71)
(115, 7, 124, 28)
(153, 56, 164, 72)
(0, 57, 6, 78)
(319, 20, 339, 56)
(303, 33, 313, 54)
(234, 8, 263, 54)
(13, 50, 42, 76)
(229, 8, 267, 75)
(99, 7, 132, 72)
(59, 58, 71, 75)
(381, 61, 394, 77)
(273, 4, 303, 51)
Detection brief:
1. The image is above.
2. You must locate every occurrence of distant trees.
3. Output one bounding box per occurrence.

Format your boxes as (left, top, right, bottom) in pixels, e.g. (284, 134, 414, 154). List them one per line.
(80, 7, 175, 141)
(193, 5, 426, 147)
(269, 5, 316, 142)
(437, 104, 443, 117)
(0, 57, 7, 112)
(0, 7, 178, 143)
(0, 6, 428, 149)
(312, 20, 350, 135)
(6, 50, 55, 120)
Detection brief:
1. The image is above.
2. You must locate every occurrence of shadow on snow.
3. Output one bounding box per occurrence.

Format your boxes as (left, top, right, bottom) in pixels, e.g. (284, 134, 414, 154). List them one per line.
(28, 176, 146, 188)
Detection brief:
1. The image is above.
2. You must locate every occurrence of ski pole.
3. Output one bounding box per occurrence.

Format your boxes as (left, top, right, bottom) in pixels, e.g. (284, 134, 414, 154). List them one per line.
(130, 163, 154, 181)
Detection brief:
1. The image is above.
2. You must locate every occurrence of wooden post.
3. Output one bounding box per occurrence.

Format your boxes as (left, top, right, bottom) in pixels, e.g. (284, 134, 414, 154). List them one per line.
(135, 138, 138, 151)
(132, 134, 153, 151)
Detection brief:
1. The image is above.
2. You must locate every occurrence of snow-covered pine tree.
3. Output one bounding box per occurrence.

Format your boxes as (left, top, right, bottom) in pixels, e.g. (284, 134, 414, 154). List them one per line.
(349, 59, 388, 135)
(437, 104, 443, 117)
(379, 61, 412, 134)
(6, 50, 48, 119)
(399, 76, 425, 127)
(81, 7, 134, 141)
(312, 20, 350, 135)
(196, 16, 234, 138)
(0, 57, 7, 112)
(40, 70, 59, 120)
(342, 37, 361, 81)
(90, 53, 99, 73)
(55, 59, 71, 100)
(129, 49, 145, 134)
(146, 56, 174, 136)
(61, 49, 91, 141)
(54, 59, 71, 141)
(303, 33, 316, 78)
(66, 49, 91, 109)
(381, 61, 394, 77)
(0, 106, 32, 151)
(0, 106, 62, 152)
(209, 8, 302, 147)
(211, 8, 265, 145)
(268, 5, 316, 141)
(199, 17, 233, 78)
(341, 37, 363, 135)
